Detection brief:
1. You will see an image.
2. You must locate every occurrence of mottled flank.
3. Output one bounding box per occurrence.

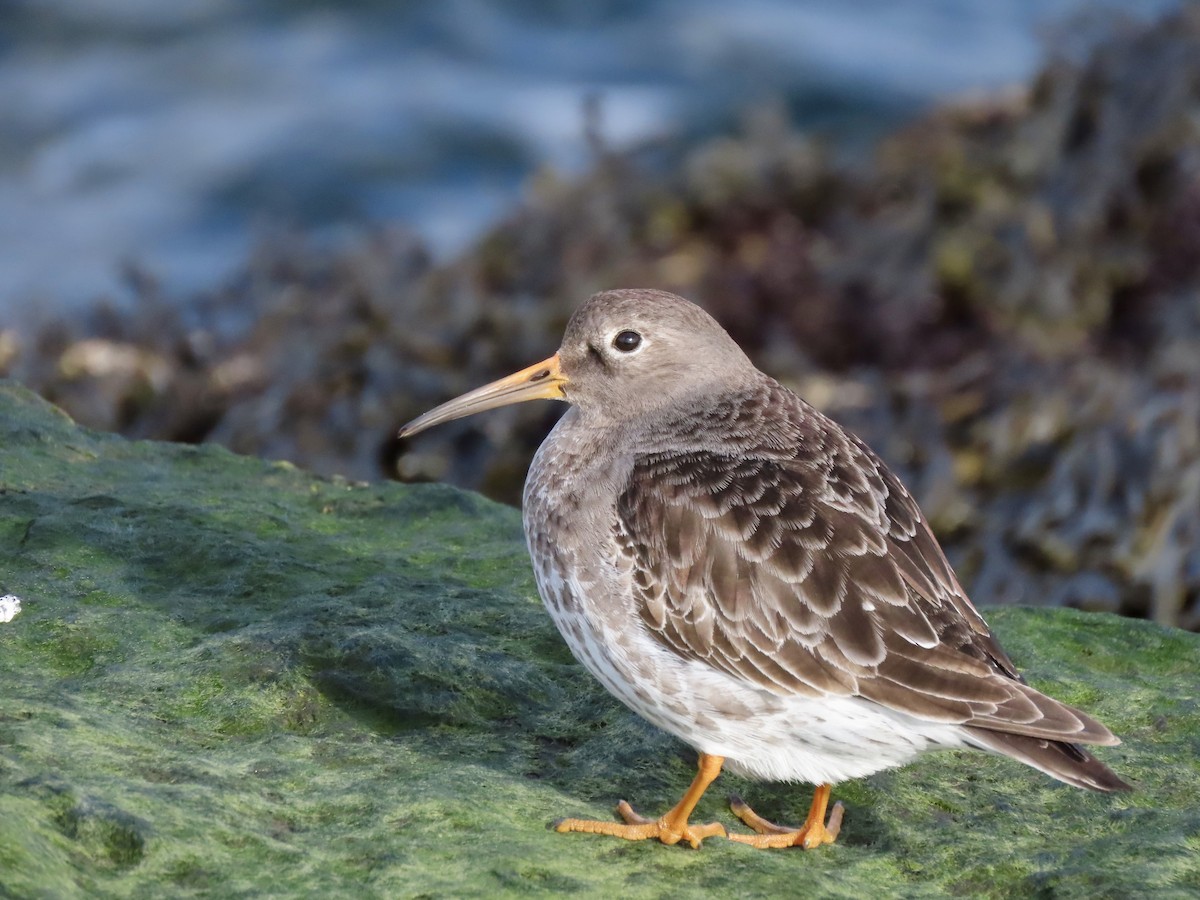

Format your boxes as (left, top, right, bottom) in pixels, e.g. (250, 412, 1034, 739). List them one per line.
(1, 382, 1198, 896)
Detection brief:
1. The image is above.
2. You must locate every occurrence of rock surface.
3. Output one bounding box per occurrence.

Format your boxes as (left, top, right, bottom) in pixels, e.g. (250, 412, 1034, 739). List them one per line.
(1, 382, 1198, 897)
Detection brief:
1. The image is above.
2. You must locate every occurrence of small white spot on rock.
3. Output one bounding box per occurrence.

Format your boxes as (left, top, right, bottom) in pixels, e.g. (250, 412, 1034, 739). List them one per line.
(0, 594, 21, 623)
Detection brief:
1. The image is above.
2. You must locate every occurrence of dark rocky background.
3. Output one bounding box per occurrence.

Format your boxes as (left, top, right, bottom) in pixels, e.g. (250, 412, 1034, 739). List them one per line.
(3, 9, 1200, 628)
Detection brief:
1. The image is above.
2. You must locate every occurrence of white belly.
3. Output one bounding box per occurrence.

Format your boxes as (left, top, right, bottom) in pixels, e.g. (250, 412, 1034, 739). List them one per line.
(533, 564, 969, 785)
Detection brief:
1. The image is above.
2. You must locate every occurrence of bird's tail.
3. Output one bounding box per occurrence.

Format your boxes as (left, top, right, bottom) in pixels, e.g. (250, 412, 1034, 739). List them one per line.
(962, 727, 1132, 793)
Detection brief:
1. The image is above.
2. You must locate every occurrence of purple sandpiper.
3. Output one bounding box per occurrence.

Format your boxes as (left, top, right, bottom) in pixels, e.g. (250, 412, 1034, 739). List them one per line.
(399, 289, 1129, 849)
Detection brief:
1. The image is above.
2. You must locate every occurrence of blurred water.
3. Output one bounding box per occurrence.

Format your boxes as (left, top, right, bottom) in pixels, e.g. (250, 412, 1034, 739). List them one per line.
(0, 0, 1181, 316)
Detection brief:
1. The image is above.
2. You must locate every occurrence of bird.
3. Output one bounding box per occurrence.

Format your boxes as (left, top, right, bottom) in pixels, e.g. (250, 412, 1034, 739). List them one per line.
(399, 288, 1129, 850)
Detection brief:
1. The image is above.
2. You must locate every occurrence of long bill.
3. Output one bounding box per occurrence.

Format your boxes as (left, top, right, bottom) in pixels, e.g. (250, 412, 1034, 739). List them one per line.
(399, 354, 568, 439)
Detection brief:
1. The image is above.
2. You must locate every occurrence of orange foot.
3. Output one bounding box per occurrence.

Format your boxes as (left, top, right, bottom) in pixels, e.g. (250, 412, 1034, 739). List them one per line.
(726, 783, 844, 850)
(554, 800, 727, 849)
(553, 752, 729, 849)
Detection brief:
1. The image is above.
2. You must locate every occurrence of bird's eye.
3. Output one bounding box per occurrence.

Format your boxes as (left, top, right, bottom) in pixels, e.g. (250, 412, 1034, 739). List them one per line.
(612, 330, 642, 352)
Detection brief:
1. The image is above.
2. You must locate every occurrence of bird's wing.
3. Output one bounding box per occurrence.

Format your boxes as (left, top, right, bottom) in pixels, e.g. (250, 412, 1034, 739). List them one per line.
(615, 440, 1117, 745)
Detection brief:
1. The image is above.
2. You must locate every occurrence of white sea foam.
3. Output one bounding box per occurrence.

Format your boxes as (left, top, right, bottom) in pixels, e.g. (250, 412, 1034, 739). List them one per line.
(0, 595, 22, 624)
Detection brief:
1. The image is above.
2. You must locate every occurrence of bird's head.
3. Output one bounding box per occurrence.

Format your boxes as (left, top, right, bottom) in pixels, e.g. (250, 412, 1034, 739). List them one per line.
(399, 289, 754, 438)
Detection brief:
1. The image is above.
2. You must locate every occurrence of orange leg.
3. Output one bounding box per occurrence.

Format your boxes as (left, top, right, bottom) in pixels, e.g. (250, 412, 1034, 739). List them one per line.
(554, 752, 729, 848)
(726, 783, 844, 849)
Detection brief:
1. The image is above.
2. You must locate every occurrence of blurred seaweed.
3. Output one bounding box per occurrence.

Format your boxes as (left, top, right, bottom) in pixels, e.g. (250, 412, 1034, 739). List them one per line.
(4, 9, 1199, 628)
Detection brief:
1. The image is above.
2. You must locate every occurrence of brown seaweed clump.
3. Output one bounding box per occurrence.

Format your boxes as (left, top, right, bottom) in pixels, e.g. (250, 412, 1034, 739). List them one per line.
(5, 9, 1200, 628)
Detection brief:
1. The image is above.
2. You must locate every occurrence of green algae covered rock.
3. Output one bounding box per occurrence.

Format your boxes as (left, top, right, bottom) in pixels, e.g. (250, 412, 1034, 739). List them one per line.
(1, 380, 1197, 898)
